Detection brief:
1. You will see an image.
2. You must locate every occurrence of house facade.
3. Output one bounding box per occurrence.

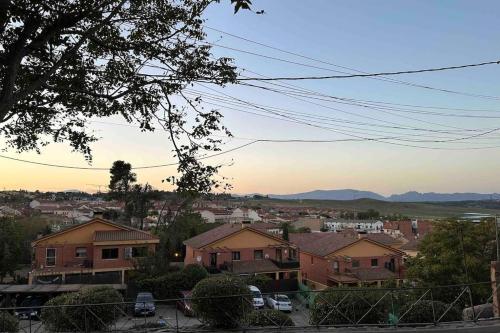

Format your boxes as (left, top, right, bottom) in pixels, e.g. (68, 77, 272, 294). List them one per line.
(184, 223, 299, 281)
(30, 218, 159, 285)
(290, 233, 405, 290)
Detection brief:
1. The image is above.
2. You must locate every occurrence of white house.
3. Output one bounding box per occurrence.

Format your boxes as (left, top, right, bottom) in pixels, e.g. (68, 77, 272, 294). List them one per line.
(324, 219, 384, 233)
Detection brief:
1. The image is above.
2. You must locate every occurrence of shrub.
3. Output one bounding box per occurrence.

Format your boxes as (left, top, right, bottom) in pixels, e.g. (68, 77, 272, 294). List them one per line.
(183, 264, 208, 290)
(247, 309, 294, 327)
(0, 311, 19, 333)
(244, 274, 272, 293)
(398, 300, 461, 324)
(310, 288, 387, 325)
(41, 286, 123, 331)
(192, 275, 252, 328)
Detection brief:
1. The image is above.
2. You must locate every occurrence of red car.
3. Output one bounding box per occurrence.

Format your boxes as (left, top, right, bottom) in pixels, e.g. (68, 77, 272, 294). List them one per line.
(176, 291, 195, 317)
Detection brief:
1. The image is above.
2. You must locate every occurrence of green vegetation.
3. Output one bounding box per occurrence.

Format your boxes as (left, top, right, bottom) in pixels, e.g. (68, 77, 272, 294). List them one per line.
(398, 300, 461, 323)
(357, 209, 380, 220)
(192, 275, 252, 328)
(41, 286, 123, 332)
(310, 289, 388, 325)
(247, 309, 294, 327)
(0, 312, 19, 333)
(406, 220, 495, 302)
(244, 274, 273, 293)
(136, 264, 208, 299)
(0, 218, 22, 282)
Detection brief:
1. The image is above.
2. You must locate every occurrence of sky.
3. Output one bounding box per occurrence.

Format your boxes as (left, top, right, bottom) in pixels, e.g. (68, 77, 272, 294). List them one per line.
(2, 0, 500, 195)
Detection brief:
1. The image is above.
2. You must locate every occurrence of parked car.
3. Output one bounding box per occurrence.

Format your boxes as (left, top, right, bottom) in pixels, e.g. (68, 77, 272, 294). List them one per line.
(266, 294, 292, 312)
(134, 292, 156, 316)
(176, 291, 194, 317)
(248, 285, 264, 309)
(14, 296, 45, 320)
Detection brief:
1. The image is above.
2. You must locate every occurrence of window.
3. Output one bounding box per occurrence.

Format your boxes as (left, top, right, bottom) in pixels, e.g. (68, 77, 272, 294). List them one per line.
(371, 258, 378, 267)
(333, 261, 339, 273)
(132, 247, 148, 257)
(310, 256, 314, 264)
(75, 247, 87, 258)
(276, 248, 282, 261)
(232, 251, 241, 261)
(352, 259, 360, 268)
(102, 248, 119, 259)
(46, 248, 56, 266)
(254, 250, 263, 260)
(289, 248, 297, 259)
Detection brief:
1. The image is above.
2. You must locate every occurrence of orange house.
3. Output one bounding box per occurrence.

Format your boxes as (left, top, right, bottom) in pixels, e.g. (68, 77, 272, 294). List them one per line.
(30, 218, 159, 285)
(184, 223, 300, 281)
(290, 233, 405, 289)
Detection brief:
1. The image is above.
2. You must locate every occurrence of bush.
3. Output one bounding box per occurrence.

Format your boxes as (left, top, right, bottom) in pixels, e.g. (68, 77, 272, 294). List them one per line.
(247, 309, 294, 327)
(183, 264, 208, 290)
(244, 274, 272, 293)
(41, 286, 123, 331)
(0, 312, 19, 333)
(192, 275, 252, 328)
(399, 300, 461, 324)
(136, 264, 208, 299)
(310, 288, 387, 325)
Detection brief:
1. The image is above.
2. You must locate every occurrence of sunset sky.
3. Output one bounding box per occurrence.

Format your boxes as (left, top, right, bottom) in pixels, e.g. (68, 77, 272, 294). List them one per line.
(2, 0, 500, 195)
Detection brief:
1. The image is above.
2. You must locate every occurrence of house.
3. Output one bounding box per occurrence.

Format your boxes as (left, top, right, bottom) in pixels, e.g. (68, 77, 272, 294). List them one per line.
(230, 208, 262, 223)
(184, 223, 299, 282)
(289, 232, 405, 290)
(400, 238, 421, 258)
(197, 209, 233, 223)
(29, 218, 159, 285)
(324, 219, 384, 233)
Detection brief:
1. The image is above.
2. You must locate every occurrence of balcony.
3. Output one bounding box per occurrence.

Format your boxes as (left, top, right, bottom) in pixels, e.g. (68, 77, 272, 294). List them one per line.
(270, 258, 300, 270)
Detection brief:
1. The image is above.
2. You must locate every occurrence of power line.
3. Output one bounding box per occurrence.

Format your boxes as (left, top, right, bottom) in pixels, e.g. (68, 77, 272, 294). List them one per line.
(205, 26, 500, 100)
(0, 141, 259, 171)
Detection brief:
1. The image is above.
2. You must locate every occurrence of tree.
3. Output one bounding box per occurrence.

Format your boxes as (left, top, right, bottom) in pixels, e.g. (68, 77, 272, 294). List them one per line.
(406, 220, 495, 302)
(125, 183, 159, 229)
(0, 217, 22, 282)
(1, 0, 242, 193)
(108, 160, 136, 198)
(282, 222, 289, 241)
(192, 275, 252, 328)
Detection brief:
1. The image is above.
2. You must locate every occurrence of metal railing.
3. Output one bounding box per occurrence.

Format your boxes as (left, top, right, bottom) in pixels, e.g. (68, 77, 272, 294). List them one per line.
(1, 281, 500, 332)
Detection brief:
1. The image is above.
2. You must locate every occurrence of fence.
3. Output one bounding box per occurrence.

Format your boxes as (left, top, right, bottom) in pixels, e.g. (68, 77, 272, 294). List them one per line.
(1, 281, 500, 332)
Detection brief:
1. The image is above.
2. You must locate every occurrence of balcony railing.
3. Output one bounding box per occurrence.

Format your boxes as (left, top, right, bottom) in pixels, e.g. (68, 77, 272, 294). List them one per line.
(271, 258, 300, 269)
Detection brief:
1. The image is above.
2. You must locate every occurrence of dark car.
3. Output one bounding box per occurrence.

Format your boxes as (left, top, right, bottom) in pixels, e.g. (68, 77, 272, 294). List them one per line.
(134, 292, 156, 316)
(14, 296, 45, 320)
(176, 291, 194, 317)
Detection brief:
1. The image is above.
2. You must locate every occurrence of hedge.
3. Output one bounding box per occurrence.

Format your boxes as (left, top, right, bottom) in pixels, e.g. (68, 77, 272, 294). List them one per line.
(192, 275, 252, 328)
(244, 274, 272, 293)
(310, 288, 388, 325)
(136, 264, 208, 299)
(247, 309, 294, 327)
(398, 300, 461, 323)
(0, 312, 19, 333)
(41, 286, 123, 331)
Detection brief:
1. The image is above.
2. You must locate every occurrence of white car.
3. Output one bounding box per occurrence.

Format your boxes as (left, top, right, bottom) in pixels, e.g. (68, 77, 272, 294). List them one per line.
(266, 294, 292, 312)
(249, 285, 265, 309)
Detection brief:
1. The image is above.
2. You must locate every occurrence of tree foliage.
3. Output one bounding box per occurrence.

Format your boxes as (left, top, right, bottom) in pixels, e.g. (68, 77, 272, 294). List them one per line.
(108, 160, 136, 197)
(0, 311, 19, 333)
(246, 309, 294, 327)
(406, 220, 495, 289)
(1, 0, 242, 193)
(0, 217, 22, 282)
(191, 275, 252, 328)
(41, 286, 123, 331)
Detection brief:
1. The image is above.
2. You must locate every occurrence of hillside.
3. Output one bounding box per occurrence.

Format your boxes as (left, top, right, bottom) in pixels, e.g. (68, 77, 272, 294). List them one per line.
(245, 198, 500, 218)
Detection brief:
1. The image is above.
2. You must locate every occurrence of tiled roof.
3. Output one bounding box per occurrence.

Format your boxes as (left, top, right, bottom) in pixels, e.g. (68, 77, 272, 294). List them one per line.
(94, 230, 159, 242)
(352, 268, 396, 281)
(183, 223, 283, 248)
(400, 238, 421, 251)
(289, 233, 358, 257)
(363, 233, 402, 246)
(229, 259, 280, 274)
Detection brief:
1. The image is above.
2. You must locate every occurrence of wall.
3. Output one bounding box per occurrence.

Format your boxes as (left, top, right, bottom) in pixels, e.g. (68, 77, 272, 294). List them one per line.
(299, 252, 329, 286)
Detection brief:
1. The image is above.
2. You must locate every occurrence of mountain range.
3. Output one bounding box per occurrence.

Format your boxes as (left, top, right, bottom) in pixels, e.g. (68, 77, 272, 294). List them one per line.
(265, 189, 500, 202)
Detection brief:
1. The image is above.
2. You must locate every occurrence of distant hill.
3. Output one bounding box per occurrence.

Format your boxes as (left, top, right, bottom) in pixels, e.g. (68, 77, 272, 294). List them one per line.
(265, 189, 500, 202)
(268, 189, 386, 201)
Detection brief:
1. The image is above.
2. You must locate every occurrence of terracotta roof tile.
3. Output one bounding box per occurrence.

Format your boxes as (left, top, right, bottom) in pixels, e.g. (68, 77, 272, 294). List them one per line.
(289, 233, 358, 257)
(94, 230, 159, 242)
(230, 259, 280, 274)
